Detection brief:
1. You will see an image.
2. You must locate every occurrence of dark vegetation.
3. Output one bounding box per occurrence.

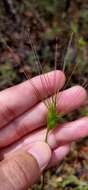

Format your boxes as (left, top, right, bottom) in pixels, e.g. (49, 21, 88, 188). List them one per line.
(0, 0, 88, 189)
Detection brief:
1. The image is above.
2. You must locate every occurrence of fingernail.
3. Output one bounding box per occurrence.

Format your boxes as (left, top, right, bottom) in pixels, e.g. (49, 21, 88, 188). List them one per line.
(27, 141, 51, 171)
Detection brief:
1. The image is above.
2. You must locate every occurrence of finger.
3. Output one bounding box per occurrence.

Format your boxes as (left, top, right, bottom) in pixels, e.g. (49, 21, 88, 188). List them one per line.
(50, 117, 88, 147)
(0, 70, 65, 128)
(1, 117, 88, 158)
(22, 117, 88, 149)
(47, 145, 70, 168)
(0, 86, 86, 148)
(57, 85, 87, 113)
(0, 142, 51, 190)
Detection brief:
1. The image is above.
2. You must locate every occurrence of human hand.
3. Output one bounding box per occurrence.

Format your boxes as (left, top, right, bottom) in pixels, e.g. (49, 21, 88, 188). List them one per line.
(0, 71, 88, 190)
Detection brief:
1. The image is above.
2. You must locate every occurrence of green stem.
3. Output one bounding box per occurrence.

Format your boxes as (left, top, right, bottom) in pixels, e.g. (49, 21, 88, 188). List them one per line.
(40, 174, 45, 190)
(40, 129, 49, 190)
(45, 128, 49, 143)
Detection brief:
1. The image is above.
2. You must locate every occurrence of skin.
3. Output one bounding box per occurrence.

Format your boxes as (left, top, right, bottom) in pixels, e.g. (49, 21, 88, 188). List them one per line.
(0, 70, 88, 190)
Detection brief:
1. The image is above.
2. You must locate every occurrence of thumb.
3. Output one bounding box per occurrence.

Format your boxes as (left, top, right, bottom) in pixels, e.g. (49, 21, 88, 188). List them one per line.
(0, 142, 51, 190)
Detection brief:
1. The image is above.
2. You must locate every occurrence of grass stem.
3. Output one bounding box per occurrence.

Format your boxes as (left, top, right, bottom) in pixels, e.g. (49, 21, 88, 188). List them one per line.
(45, 128, 49, 143)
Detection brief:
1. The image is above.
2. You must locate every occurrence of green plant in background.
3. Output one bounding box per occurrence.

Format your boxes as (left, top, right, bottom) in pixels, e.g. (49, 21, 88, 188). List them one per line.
(0, 61, 17, 89)
(57, 175, 88, 190)
(80, 106, 88, 117)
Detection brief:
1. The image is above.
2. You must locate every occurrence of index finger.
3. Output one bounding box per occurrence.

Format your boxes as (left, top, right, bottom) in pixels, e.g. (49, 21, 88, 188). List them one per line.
(0, 70, 65, 128)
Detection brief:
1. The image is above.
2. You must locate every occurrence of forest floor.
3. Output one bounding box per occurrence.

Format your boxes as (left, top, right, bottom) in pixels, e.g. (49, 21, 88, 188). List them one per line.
(0, 0, 88, 189)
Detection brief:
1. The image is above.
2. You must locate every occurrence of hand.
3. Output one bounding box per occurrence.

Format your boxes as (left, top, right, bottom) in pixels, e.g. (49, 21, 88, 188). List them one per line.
(0, 71, 88, 190)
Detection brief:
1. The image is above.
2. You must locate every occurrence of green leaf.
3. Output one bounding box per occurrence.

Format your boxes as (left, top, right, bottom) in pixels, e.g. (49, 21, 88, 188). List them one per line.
(47, 102, 65, 130)
(78, 37, 86, 48)
(47, 103, 58, 130)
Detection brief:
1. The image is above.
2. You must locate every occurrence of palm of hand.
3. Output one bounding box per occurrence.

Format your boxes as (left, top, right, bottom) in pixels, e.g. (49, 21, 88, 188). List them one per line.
(0, 71, 88, 168)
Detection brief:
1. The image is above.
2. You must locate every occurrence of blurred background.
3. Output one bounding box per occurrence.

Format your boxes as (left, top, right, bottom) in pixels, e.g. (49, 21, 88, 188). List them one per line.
(0, 0, 88, 189)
